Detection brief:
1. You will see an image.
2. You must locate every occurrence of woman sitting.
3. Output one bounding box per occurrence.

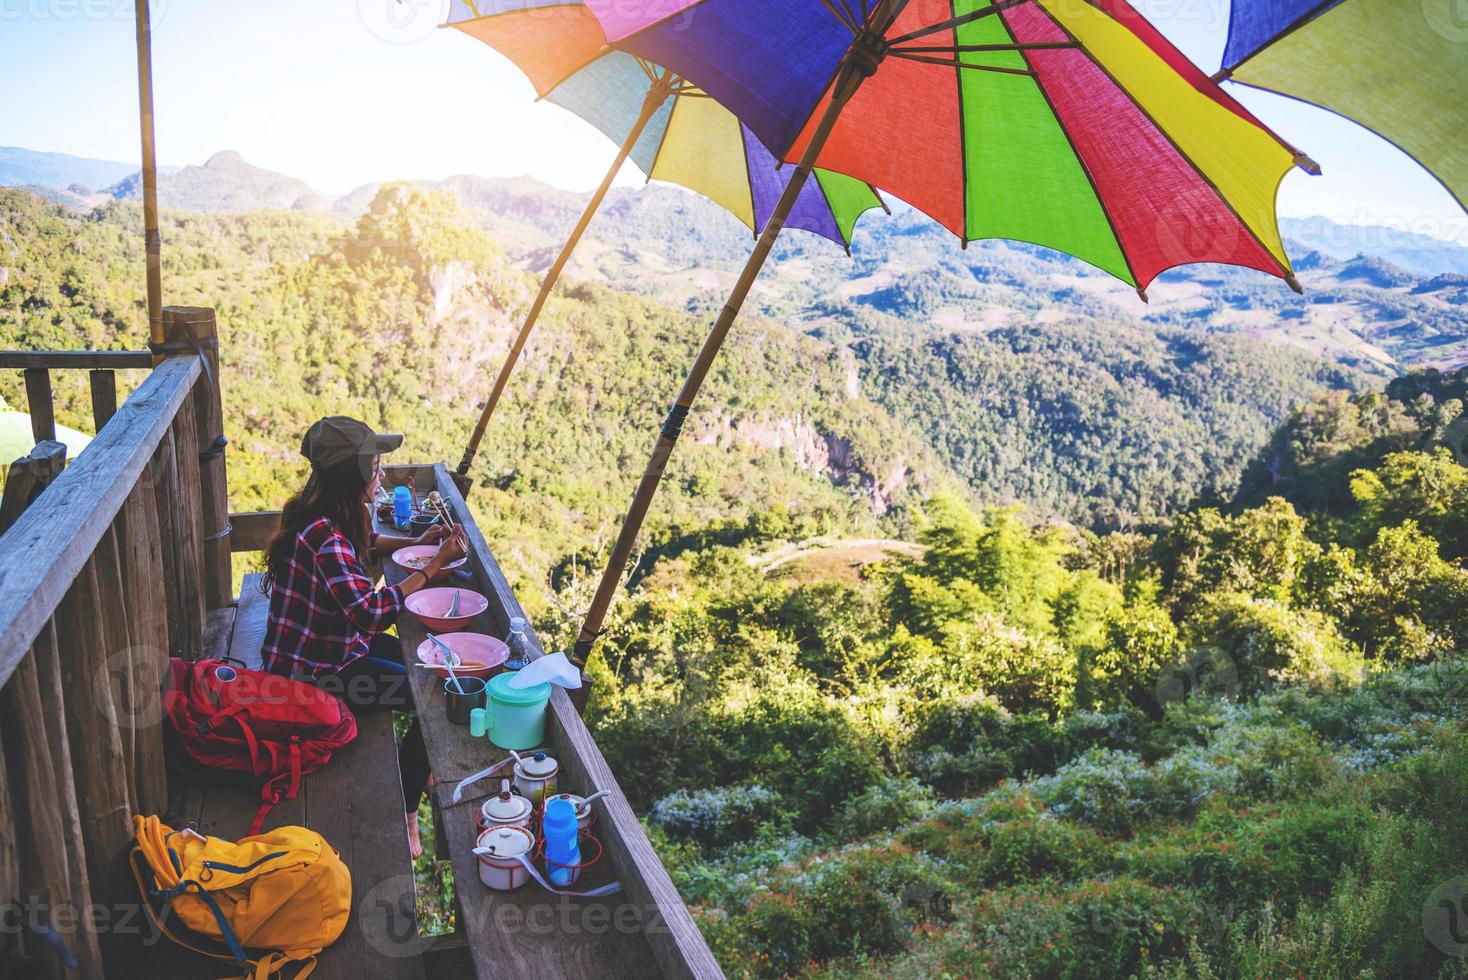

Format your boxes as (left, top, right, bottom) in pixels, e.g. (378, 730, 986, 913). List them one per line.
(260, 416, 466, 858)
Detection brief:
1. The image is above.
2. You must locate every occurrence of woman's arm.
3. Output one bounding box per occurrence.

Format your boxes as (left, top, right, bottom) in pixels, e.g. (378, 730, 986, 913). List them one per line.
(374, 524, 448, 552)
(315, 528, 470, 634)
(314, 533, 407, 634)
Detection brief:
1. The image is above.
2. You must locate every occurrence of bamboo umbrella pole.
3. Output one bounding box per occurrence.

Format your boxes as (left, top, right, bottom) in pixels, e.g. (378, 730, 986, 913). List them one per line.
(458, 75, 676, 477)
(134, 0, 165, 356)
(571, 8, 900, 669)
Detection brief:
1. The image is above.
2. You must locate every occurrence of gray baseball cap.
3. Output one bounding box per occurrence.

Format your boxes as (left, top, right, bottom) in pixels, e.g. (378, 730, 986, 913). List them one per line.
(301, 416, 403, 469)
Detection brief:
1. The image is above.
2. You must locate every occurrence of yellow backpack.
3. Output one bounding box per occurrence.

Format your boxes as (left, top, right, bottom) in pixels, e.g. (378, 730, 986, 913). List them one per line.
(130, 814, 352, 979)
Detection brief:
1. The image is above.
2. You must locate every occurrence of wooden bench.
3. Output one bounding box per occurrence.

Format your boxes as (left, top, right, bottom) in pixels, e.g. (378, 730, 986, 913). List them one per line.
(150, 574, 425, 979)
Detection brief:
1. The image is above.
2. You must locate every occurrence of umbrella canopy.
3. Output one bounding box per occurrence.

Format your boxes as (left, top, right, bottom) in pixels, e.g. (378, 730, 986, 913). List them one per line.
(557, 0, 1313, 669)
(588, 0, 1307, 292)
(447, 1, 890, 478)
(445, 1, 884, 249)
(1220, 0, 1467, 213)
(0, 412, 91, 462)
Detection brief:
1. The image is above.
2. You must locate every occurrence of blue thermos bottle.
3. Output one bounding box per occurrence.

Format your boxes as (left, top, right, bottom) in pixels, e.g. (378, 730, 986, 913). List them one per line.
(392, 485, 412, 530)
(542, 797, 580, 887)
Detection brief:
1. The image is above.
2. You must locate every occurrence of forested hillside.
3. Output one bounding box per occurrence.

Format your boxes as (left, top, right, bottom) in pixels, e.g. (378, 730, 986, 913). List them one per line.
(4, 174, 1467, 977)
(583, 374, 1468, 978)
(0, 184, 1371, 532)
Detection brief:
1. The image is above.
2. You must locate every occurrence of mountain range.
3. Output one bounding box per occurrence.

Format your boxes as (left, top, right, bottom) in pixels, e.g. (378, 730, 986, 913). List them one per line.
(4, 146, 1468, 528)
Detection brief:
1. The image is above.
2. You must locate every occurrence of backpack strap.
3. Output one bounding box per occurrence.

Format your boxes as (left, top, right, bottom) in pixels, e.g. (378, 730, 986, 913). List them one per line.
(129, 848, 319, 979)
(130, 847, 246, 966)
(250, 739, 303, 835)
(254, 951, 317, 979)
(208, 710, 269, 780)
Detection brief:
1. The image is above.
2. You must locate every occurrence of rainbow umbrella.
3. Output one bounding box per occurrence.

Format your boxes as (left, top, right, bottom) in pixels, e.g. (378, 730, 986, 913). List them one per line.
(1217, 0, 1467, 213)
(444, 1, 884, 476)
(554, 0, 1314, 669)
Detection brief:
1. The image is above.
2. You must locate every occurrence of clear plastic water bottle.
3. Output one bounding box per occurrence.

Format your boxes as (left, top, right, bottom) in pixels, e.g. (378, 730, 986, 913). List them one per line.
(542, 796, 580, 887)
(392, 485, 412, 530)
(504, 617, 531, 672)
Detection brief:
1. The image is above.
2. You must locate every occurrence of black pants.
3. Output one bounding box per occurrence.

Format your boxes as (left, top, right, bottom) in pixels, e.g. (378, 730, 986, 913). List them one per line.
(316, 634, 429, 815)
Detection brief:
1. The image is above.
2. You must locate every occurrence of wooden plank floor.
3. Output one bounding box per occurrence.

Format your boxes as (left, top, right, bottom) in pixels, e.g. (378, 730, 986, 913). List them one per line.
(150, 578, 425, 979)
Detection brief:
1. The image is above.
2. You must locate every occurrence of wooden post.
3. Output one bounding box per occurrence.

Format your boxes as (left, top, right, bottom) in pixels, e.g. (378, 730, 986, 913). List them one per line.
(117, 485, 170, 815)
(135, 0, 164, 349)
(23, 368, 55, 445)
(94, 526, 141, 814)
(170, 397, 207, 658)
(1, 641, 104, 978)
(55, 560, 136, 967)
(29, 622, 106, 978)
(165, 306, 231, 610)
(0, 441, 66, 537)
(571, 22, 895, 671)
(89, 369, 119, 431)
(0, 744, 14, 969)
(457, 74, 675, 482)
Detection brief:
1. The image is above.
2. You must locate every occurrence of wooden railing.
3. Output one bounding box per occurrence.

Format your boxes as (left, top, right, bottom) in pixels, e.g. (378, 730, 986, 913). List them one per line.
(0, 350, 153, 445)
(0, 309, 230, 977)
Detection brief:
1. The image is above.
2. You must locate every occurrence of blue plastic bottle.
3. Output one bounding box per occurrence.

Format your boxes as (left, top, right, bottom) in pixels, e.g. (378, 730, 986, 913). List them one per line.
(392, 485, 412, 530)
(542, 797, 580, 887)
(504, 616, 531, 672)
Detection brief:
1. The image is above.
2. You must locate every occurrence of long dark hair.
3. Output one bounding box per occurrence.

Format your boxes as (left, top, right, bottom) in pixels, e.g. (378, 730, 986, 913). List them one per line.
(261, 457, 374, 592)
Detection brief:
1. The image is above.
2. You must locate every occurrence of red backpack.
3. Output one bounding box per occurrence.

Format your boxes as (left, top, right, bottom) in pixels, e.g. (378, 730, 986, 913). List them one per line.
(163, 658, 358, 834)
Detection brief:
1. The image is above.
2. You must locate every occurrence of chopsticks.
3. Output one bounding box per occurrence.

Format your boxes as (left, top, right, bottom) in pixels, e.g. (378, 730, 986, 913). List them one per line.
(429, 495, 456, 531)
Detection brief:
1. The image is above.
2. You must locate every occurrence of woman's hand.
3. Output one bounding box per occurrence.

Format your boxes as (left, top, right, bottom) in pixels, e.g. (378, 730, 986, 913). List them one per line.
(426, 528, 469, 573)
(415, 524, 450, 547)
(440, 528, 469, 564)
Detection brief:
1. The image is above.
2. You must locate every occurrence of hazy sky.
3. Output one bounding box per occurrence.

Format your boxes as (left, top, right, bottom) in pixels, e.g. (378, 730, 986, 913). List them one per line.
(2, 0, 1464, 243)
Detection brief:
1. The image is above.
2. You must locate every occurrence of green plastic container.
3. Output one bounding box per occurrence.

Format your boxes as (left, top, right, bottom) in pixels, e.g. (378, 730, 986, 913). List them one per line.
(485, 672, 552, 750)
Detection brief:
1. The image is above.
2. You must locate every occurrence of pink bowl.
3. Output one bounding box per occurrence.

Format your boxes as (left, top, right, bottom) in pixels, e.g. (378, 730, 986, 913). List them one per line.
(405, 587, 489, 631)
(392, 544, 468, 582)
(416, 632, 508, 680)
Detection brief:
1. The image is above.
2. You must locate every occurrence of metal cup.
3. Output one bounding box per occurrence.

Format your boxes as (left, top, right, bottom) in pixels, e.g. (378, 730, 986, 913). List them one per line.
(444, 676, 487, 725)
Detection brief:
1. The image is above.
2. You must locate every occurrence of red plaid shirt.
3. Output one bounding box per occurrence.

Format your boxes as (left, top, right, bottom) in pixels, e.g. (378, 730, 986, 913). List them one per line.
(261, 516, 403, 678)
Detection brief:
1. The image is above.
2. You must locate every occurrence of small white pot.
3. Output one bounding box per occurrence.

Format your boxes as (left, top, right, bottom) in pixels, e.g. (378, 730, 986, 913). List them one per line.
(475, 826, 534, 891)
(479, 779, 534, 834)
(511, 750, 559, 805)
(543, 789, 610, 832)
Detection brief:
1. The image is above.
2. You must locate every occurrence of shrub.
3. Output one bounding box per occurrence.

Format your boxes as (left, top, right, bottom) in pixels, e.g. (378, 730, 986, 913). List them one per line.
(1183, 592, 1364, 694)
(963, 878, 1207, 978)
(649, 784, 786, 848)
(907, 695, 1149, 797)
(1088, 597, 1181, 711)
(708, 674, 887, 831)
(1122, 799, 1369, 914)
(1033, 747, 1239, 836)
(830, 776, 937, 839)
(738, 843, 956, 976)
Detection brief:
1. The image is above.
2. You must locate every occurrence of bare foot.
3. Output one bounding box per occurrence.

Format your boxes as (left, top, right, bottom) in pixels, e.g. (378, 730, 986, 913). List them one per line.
(406, 811, 423, 860)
